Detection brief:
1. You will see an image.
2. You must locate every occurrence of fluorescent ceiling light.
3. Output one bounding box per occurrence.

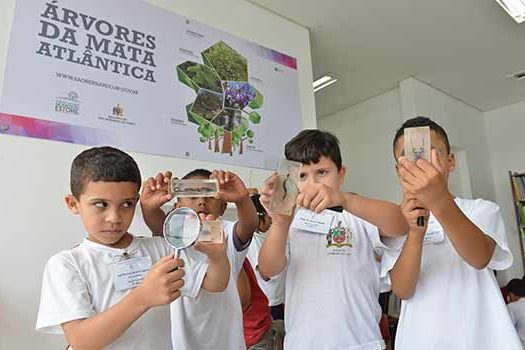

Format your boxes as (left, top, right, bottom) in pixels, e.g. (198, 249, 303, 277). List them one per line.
(495, 0, 525, 23)
(313, 75, 338, 92)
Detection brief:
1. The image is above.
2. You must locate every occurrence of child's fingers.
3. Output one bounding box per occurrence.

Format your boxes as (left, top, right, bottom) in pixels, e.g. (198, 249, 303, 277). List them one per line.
(169, 290, 182, 302)
(163, 171, 173, 183)
(212, 170, 226, 184)
(144, 177, 156, 192)
(295, 192, 306, 208)
(397, 163, 418, 184)
(159, 257, 184, 273)
(225, 171, 235, 183)
(309, 192, 325, 212)
(431, 149, 445, 174)
(314, 198, 330, 213)
(162, 193, 174, 204)
(155, 172, 166, 189)
(167, 268, 185, 283)
(265, 173, 279, 188)
(168, 278, 185, 293)
(153, 255, 175, 267)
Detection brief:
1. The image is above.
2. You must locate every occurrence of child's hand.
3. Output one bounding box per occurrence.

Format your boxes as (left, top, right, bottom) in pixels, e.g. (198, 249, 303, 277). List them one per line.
(134, 255, 185, 309)
(296, 183, 345, 213)
(397, 149, 452, 210)
(193, 214, 228, 262)
(400, 195, 429, 235)
(193, 235, 227, 262)
(259, 172, 294, 224)
(211, 170, 249, 204)
(140, 171, 175, 212)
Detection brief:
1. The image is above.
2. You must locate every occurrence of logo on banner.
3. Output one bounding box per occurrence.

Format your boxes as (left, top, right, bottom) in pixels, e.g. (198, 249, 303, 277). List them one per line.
(112, 104, 124, 117)
(98, 104, 135, 126)
(55, 92, 80, 115)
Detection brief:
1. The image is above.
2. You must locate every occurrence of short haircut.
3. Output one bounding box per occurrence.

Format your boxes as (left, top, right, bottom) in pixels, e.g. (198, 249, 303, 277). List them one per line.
(182, 168, 212, 180)
(393, 116, 451, 155)
(284, 129, 342, 170)
(507, 278, 525, 297)
(251, 194, 267, 216)
(70, 146, 141, 198)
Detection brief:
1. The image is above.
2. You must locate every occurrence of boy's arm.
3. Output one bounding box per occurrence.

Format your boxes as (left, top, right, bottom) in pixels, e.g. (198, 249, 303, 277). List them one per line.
(343, 193, 408, 237)
(296, 184, 407, 237)
(398, 151, 496, 269)
(237, 266, 252, 311)
(390, 196, 428, 299)
(258, 219, 291, 279)
(193, 223, 230, 292)
(212, 170, 258, 245)
(140, 172, 173, 236)
(431, 196, 496, 269)
(234, 195, 259, 244)
(62, 256, 184, 349)
(257, 173, 292, 279)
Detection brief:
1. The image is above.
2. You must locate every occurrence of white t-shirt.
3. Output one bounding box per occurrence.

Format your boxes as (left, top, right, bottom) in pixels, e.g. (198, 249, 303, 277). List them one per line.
(389, 198, 522, 350)
(247, 231, 286, 306)
(36, 236, 177, 350)
(508, 299, 525, 347)
(284, 209, 396, 350)
(170, 220, 248, 350)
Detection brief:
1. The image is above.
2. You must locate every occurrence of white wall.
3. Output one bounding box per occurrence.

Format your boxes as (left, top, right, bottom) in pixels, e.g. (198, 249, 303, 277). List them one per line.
(0, 0, 315, 348)
(318, 88, 403, 203)
(484, 100, 525, 282)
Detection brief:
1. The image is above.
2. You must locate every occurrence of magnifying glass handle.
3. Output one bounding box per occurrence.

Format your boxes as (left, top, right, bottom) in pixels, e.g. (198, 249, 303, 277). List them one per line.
(174, 249, 180, 259)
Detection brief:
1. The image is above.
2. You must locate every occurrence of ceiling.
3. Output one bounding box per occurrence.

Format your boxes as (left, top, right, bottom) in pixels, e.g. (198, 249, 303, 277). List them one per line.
(248, 0, 525, 118)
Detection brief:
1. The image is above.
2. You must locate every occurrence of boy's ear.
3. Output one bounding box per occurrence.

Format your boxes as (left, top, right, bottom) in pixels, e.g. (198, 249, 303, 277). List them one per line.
(447, 153, 456, 173)
(338, 165, 347, 185)
(65, 195, 80, 214)
(339, 165, 347, 177)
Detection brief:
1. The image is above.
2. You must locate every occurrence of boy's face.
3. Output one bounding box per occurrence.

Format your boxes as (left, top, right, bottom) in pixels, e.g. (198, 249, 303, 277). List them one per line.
(297, 155, 346, 192)
(65, 181, 139, 248)
(394, 130, 456, 180)
(175, 175, 227, 218)
(509, 292, 520, 303)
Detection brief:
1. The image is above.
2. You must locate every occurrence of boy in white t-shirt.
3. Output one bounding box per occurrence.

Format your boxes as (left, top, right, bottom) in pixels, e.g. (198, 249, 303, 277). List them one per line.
(258, 130, 408, 350)
(36, 147, 229, 350)
(391, 116, 521, 349)
(507, 278, 525, 347)
(140, 168, 259, 350)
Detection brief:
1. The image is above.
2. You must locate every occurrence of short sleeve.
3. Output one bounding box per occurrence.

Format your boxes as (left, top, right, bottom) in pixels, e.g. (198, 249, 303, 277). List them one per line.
(36, 253, 95, 334)
(466, 199, 513, 270)
(350, 212, 404, 292)
(225, 220, 249, 277)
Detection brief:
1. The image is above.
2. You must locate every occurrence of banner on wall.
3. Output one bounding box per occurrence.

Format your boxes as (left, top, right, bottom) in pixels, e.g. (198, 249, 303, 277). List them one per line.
(0, 0, 302, 169)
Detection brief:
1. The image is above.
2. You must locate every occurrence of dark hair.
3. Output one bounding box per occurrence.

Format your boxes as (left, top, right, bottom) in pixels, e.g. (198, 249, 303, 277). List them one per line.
(70, 146, 141, 198)
(182, 168, 212, 180)
(251, 194, 267, 216)
(507, 279, 525, 297)
(284, 129, 342, 170)
(393, 116, 451, 155)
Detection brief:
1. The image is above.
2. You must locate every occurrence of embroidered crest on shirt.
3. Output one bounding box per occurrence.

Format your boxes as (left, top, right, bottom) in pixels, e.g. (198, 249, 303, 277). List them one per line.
(326, 221, 352, 248)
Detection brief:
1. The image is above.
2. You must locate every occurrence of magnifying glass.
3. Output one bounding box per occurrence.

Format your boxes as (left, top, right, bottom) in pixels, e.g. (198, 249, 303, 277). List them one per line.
(163, 207, 201, 258)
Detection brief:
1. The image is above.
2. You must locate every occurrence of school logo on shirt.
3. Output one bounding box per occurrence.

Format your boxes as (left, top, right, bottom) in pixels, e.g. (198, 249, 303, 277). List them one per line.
(326, 221, 352, 248)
